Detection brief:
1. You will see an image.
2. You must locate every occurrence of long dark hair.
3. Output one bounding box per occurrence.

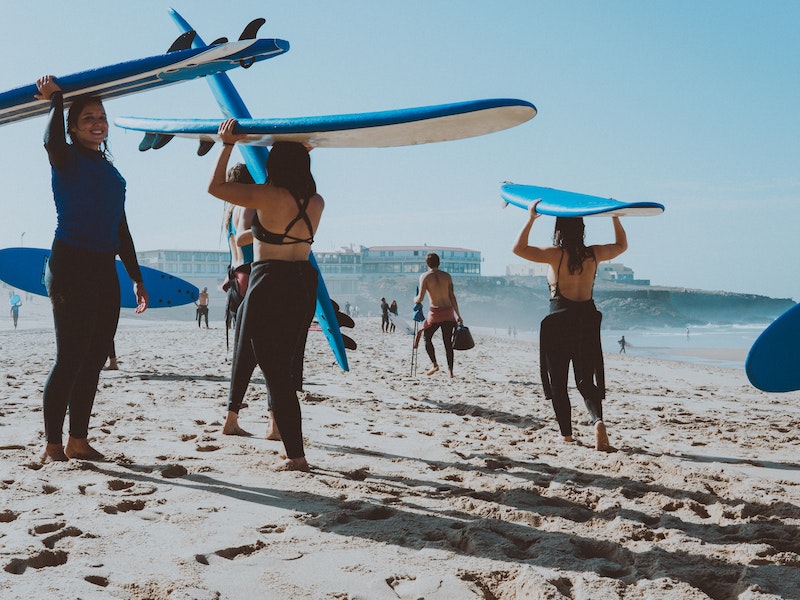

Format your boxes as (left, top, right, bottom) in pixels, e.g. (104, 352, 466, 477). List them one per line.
(266, 141, 316, 199)
(66, 95, 111, 160)
(554, 217, 595, 274)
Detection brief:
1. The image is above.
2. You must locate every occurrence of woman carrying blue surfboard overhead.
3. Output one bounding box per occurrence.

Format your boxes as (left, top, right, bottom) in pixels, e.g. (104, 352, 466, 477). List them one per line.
(513, 200, 627, 452)
(35, 76, 149, 464)
(208, 118, 323, 473)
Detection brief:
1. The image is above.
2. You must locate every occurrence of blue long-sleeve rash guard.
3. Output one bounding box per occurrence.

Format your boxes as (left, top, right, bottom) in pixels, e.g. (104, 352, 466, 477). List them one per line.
(44, 92, 142, 282)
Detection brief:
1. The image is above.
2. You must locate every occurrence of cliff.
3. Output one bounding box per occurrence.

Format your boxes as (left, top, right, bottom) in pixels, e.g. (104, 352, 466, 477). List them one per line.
(356, 277, 795, 331)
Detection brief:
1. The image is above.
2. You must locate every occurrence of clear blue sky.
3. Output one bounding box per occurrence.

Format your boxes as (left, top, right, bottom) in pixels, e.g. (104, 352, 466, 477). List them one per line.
(1, 1, 798, 299)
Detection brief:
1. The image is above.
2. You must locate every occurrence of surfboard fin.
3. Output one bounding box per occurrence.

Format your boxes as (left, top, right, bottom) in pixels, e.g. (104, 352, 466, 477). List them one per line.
(238, 18, 266, 68)
(167, 30, 197, 53)
(198, 140, 215, 156)
(210, 37, 229, 46)
(138, 132, 173, 151)
(152, 134, 174, 150)
(342, 334, 357, 351)
(239, 18, 266, 40)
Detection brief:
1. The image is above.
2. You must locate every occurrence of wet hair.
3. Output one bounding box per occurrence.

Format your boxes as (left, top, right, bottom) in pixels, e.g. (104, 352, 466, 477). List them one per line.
(426, 253, 440, 268)
(266, 141, 316, 199)
(553, 217, 595, 274)
(66, 95, 111, 160)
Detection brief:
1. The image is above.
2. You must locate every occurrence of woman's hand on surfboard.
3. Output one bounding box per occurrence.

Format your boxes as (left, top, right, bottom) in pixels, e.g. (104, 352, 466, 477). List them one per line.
(34, 75, 61, 101)
(218, 118, 246, 146)
(528, 200, 541, 220)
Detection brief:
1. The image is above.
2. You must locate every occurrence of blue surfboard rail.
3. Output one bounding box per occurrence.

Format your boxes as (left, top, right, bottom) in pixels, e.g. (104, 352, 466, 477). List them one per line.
(0, 247, 198, 309)
(115, 98, 537, 149)
(168, 9, 350, 371)
(501, 183, 665, 218)
(0, 38, 288, 127)
(745, 303, 800, 393)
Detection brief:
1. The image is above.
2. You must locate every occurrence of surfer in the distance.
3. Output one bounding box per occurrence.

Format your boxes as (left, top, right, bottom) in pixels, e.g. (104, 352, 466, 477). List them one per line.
(513, 200, 627, 452)
(35, 75, 149, 463)
(208, 118, 323, 472)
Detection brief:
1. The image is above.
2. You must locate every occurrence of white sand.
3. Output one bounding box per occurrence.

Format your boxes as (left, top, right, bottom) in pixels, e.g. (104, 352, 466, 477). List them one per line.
(1, 299, 799, 599)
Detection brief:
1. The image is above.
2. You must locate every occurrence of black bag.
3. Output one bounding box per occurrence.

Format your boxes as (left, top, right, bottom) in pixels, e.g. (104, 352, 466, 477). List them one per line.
(452, 324, 475, 351)
(222, 263, 251, 349)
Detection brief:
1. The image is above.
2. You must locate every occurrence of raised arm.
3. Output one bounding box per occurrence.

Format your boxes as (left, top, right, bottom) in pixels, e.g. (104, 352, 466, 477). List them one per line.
(512, 201, 560, 265)
(36, 76, 69, 170)
(207, 119, 261, 208)
(593, 216, 628, 262)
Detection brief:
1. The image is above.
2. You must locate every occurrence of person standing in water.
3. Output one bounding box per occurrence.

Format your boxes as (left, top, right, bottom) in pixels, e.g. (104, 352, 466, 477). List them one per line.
(513, 201, 627, 451)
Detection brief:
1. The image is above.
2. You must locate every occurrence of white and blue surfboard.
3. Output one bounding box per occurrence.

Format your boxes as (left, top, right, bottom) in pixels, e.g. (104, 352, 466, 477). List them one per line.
(115, 98, 537, 150)
(168, 9, 354, 370)
(501, 183, 664, 217)
(0, 35, 288, 127)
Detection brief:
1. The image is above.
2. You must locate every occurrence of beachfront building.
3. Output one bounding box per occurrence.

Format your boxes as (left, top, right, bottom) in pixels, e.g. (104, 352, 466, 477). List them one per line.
(136, 249, 230, 296)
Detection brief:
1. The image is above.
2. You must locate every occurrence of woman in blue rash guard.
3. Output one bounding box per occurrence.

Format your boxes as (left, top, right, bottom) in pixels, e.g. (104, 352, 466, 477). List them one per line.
(35, 75, 149, 463)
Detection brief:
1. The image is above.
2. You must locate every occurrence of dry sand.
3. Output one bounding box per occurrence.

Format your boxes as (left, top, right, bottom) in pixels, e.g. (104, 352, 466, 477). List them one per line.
(1, 297, 799, 599)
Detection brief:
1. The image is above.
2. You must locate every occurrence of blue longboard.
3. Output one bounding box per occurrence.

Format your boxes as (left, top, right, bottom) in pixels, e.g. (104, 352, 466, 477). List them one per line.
(168, 9, 353, 370)
(0, 247, 198, 309)
(746, 303, 800, 392)
(115, 98, 537, 150)
(0, 36, 288, 127)
(501, 184, 665, 217)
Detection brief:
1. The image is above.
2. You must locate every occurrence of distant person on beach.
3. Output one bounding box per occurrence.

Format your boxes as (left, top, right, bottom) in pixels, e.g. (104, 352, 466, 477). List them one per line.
(208, 119, 323, 472)
(414, 252, 463, 377)
(221, 163, 281, 442)
(9, 292, 21, 329)
(197, 287, 210, 328)
(36, 76, 149, 463)
(513, 200, 627, 451)
(618, 335, 626, 354)
(380, 297, 390, 332)
(389, 299, 398, 332)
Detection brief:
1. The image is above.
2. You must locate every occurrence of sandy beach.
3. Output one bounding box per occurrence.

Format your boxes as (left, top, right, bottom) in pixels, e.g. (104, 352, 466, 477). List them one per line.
(1, 298, 799, 599)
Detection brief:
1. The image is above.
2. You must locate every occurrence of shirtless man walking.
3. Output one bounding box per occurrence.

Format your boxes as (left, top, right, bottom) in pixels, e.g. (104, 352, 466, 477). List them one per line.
(414, 253, 463, 377)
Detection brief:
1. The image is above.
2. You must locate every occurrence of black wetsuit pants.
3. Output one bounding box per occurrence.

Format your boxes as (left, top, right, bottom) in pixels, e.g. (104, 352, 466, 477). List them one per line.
(228, 260, 317, 459)
(43, 240, 120, 444)
(424, 320, 457, 372)
(539, 299, 605, 438)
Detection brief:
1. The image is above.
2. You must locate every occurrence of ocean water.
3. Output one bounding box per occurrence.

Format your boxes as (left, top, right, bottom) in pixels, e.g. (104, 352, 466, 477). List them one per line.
(601, 324, 766, 370)
(486, 323, 769, 370)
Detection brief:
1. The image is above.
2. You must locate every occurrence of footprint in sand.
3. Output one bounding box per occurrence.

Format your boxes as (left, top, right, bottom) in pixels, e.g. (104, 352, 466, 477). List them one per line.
(4, 549, 69, 574)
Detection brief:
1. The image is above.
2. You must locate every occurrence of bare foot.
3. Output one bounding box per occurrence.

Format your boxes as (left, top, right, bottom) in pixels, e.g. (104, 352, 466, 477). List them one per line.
(426, 365, 439, 376)
(265, 411, 282, 441)
(222, 411, 252, 436)
(41, 444, 69, 463)
(103, 359, 119, 371)
(595, 421, 614, 452)
(276, 457, 310, 472)
(64, 438, 105, 461)
(563, 435, 575, 443)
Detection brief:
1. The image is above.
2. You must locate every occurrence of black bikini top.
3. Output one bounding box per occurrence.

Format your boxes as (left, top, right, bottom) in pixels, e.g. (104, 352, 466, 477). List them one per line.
(251, 194, 315, 246)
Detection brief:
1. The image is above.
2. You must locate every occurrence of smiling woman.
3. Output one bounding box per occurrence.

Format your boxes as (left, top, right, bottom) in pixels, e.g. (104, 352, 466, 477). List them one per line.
(34, 75, 150, 464)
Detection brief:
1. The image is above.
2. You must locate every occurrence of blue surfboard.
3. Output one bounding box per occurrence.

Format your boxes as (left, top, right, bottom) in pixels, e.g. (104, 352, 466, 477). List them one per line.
(0, 36, 288, 127)
(501, 184, 665, 217)
(168, 9, 352, 370)
(115, 98, 537, 150)
(745, 303, 800, 392)
(0, 247, 198, 309)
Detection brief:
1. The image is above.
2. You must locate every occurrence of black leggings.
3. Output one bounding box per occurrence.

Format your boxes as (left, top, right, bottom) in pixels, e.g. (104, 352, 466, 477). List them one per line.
(228, 260, 317, 459)
(43, 240, 120, 444)
(539, 299, 605, 437)
(424, 320, 456, 371)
